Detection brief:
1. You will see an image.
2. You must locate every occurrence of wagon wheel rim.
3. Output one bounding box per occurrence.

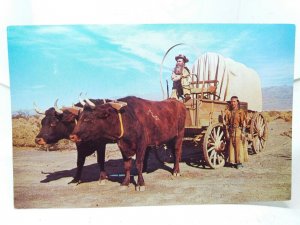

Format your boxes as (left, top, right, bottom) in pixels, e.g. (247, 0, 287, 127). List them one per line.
(203, 123, 227, 169)
(250, 113, 268, 153)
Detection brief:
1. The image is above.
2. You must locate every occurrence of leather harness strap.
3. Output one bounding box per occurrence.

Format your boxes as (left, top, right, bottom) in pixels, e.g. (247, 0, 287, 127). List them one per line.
(108, 101, 127, 139)
(117, 111, 124, 139)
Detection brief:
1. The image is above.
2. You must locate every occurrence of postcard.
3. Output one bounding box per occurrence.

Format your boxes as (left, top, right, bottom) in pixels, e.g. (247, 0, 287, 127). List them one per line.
(8, 24, 295, 208)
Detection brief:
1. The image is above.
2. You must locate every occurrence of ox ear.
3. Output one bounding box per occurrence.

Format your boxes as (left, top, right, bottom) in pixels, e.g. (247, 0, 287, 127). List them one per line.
(61, 110, 77, 122)
(61, 107, 82, 116)
(108, 101, 127, 111)
(95, 108, 112, 119)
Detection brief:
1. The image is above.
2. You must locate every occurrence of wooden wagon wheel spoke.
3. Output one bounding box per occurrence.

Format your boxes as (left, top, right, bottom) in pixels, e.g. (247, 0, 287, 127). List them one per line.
(259, 124, 265, 137)
(203, 123, 227, 169)
(250, 113, 268, 154)
(213, 127, 218, 140)
(260, 136, 266, 148)
(257, 116, 262, 127)
(215, 127, 220, 141)
(216, 128, 224, 143)
(256, 117, 264, 136)
(208, 150, 218, 167)
(210, 132, 217, 142)
(207, 145, 215, 153)
(253, 136, 261, 152)
(213, 152, 217, 166)
(209, 150, 216, 160)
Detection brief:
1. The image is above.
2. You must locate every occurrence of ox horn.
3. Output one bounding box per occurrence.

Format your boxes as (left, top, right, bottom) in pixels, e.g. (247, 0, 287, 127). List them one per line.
(54, 99, 64, 114)
(71, 103, 83, 111)
(33, 102, 45, 115)
(79, 92, 86, 106)
(85, 98, 96, 109)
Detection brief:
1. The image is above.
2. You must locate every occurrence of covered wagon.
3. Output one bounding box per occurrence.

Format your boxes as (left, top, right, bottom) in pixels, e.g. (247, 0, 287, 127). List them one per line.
(170, 52, 268, 169)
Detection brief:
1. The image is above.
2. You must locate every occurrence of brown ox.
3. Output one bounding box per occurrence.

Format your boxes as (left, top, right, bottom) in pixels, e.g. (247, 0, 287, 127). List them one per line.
(35, 99, 113, 185)
(70, 96, 186, 191)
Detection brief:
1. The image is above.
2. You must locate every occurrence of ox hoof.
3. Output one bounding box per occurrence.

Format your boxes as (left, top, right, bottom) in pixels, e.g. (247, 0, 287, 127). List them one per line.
(68, 179, 81, 185)
(172, 173, 181, 177)
(98, 179, 106, 186)
(135, 186, 146, 192)
(120, 185, 129, 191)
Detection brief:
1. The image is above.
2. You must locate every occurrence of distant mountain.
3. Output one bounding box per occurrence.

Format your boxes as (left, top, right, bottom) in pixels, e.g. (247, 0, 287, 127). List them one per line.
(262, 85, 293, 111)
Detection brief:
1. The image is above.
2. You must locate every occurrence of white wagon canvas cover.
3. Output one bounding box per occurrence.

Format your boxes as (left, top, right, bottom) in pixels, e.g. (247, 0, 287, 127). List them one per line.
(191, 52, 262, 112)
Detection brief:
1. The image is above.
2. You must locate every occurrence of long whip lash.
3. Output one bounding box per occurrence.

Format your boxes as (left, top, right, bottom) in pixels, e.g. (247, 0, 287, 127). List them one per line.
(159, 43, 185, 99)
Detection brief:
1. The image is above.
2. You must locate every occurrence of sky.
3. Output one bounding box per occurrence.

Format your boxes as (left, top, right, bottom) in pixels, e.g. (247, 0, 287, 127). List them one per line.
(7, 24, 295, 112)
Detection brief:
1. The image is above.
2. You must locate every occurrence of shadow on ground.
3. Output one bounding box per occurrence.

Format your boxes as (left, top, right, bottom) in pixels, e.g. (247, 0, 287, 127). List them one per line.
(40, 143, 208, 185)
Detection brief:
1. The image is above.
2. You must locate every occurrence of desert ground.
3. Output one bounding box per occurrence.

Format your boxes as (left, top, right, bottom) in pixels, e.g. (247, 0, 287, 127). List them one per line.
(13, 119, 291, 208)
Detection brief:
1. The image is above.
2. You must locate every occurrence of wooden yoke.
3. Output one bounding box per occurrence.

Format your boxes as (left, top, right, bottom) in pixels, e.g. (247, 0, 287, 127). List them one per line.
(108, 101, 128, 111)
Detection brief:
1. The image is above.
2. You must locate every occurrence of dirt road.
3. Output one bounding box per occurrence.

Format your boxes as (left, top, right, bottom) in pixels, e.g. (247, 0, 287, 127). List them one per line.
(13, 119, 291, 208)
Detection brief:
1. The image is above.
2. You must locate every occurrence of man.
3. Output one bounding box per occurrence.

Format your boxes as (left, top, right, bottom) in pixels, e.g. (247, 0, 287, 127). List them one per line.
(170, 54, 191, 100)
(224, 96, 249, 169)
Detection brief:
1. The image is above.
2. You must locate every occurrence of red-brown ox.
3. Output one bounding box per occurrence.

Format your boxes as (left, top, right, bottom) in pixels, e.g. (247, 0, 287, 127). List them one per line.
(35, 99, 113, 185)
(70, 96, 186, 191)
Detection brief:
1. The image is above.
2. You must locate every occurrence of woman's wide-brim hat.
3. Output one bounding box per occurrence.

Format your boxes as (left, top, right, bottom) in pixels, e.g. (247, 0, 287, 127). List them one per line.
(175, 54, 189, 63)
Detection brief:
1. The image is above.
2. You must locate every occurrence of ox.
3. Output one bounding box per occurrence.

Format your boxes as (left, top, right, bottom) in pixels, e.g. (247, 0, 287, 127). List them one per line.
(70, 96, 186, 191)
(35, 99, 112, 184)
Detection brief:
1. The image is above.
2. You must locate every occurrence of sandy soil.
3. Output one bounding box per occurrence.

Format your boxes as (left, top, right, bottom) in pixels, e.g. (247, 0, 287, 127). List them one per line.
(13, 119, 291, 208)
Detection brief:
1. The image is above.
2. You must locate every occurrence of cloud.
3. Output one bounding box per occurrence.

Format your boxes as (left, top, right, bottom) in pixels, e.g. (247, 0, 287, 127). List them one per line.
(217, 30, 252, 57)
(8, 25, 245, 76)
(84, 25, 217, 65)
(8, 24, 294, 89)
(8, 26, 97, 60)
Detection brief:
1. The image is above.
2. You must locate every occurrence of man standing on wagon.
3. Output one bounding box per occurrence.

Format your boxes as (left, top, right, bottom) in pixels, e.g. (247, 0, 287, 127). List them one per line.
(224, 96, 249, 169)
(170, 54, 191, 100)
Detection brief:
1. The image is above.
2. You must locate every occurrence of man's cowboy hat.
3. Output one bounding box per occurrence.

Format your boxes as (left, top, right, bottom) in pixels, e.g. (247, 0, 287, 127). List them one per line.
(175, 54, 189, 63)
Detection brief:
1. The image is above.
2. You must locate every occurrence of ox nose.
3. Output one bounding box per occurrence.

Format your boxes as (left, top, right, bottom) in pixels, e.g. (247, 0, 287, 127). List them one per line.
(69, 134, 81, 143)
(35, 138, 46, 145)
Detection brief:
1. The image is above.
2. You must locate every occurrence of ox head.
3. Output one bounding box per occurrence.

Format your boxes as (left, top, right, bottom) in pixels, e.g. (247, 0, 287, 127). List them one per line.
(70, 100, 127, 143)
(35, 100, 82, 145)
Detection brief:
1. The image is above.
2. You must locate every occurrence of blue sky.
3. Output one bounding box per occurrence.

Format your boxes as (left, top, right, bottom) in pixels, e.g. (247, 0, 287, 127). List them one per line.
(7, 24, 295, 112)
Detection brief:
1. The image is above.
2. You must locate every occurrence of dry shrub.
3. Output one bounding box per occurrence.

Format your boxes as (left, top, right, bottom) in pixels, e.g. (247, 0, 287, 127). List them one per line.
(43, 139, 76, 151)
(262, 111, 292, 122)
(278, 111, 292, 122)
(281, 130, 292, 138)
(12, 117, 41, 147)
(12, 114, 75, 151)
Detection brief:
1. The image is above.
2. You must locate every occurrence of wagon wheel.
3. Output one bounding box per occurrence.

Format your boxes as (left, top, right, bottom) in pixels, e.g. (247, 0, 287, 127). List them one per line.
(250, 113, 268, 154)
(203, 123, 227, 169)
